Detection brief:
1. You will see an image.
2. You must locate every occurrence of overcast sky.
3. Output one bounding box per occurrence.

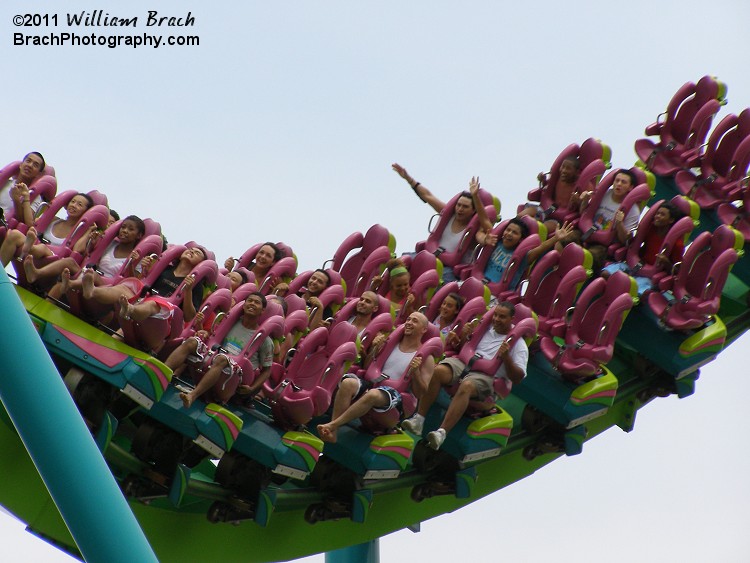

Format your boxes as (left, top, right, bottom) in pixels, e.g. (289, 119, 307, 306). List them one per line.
(3, 1, 750, 561)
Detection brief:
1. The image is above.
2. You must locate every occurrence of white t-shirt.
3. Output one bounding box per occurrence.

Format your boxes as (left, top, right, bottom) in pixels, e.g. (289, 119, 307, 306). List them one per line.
(592, 189, 639, 234)
(475, 327, 529, 381)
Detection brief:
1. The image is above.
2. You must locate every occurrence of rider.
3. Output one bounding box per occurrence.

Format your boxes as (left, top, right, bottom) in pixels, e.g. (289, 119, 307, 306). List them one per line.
(402, 302, 528, 451)
(316, 312, 435, 444)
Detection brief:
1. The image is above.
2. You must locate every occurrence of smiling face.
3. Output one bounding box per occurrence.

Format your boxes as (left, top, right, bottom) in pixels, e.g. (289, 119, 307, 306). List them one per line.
(501, 223, 524, 249)
(255, 244, 277, 270)
(117, 219, 143, 245)
(356, 291, 378, 316)
(390, 272, 410, 300)
(491, 305, 513, 334)
(181, 247, 206, 267)
(403, 312, 427, 337)
(652, 206, 675, 228)
(439, 295, 460, 322)
(18, 154, 44, 183)
(66, 195, 91, 219)
(243, 294, 265, 317)
(306, 270, 330, 295)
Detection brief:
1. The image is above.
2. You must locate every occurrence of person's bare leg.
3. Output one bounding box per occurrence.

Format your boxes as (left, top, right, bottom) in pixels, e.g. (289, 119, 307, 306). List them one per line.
(25, 255, 77, 284)
(331, 377, 359, 420)
(83, 270, 133, 304)
(1, 230, 24, 265)
(20, 227, 37, 257)
(317, 378, 359, 443)
(81, 269, 97, 300)
(28, 243, 53, 260)
(317, 389, 388, 444)
(22, 256, 38, 283)
(439, 379, 477, 433)
(117, 296, 159, 322)
(415, 364, 453, 417)
(117, 294, 135, 320)
(180, 357, 228, 408)
(47, 282, 63, 300)
(165, 338, 199, 371)
(60, 268, 73, 294)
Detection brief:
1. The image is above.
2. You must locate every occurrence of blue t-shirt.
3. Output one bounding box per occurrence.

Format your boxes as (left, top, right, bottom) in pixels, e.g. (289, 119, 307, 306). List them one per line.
(484, 245, 514, 283)
(483, 245, 525, 289)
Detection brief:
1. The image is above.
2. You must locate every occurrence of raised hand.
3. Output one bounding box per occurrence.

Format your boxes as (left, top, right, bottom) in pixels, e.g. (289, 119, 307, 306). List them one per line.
(469, 176, 480, 196)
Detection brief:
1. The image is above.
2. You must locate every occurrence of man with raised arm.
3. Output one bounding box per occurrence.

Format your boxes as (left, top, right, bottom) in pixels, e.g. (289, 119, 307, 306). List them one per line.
(402, 302, 528, 451)
(317, 312, 435, 444)
(392, 163, 495, 281)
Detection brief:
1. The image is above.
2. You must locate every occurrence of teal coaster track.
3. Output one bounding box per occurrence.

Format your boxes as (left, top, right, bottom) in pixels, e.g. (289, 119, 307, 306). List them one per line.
(0, 172, 749, 562)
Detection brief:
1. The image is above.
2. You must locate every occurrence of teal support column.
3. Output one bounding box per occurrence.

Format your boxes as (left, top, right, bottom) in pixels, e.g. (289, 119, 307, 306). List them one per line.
(326, 539, 380, 563)
(0, 269, 157, 563)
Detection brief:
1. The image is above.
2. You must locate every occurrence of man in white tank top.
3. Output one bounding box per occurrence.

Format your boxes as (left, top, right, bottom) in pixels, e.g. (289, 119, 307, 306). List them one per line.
(317, 312, 435, 444)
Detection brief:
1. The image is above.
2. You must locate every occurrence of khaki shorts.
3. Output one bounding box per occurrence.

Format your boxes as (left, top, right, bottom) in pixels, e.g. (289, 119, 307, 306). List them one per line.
(440, 357, 494, 399)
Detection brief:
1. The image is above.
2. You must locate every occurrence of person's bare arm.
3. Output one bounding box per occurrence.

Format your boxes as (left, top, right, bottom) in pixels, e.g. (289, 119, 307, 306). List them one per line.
(180, 274, 199, 321)
(307, 296, 326, 330)
(411, 355, 434, 398)
(363, 332, 388, 368)
(72, 225, 99, 254)
(469, 177, 495, 232)
(527, 221, 574, 263)
(11, 183, 35, 227)
(612, 210, 630, 244)
(392, 163, 445, 213)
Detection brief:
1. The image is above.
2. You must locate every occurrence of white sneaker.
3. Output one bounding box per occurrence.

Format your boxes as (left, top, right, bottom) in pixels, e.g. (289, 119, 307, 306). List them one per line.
(427, 428, 446, 450)
(401, 414, 424, 436)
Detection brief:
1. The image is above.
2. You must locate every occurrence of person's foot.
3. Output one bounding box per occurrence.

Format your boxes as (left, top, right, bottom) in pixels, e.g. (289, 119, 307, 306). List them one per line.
(118, 294, 134, 321)
(427, 428, 446, 451)
(316, 423, 338, 444)
(20, 227, 37, 258)
(401, 413, 424, 436)
(23, 255, 38, 283)
(179, 392, 195, 409)
(60, 268, 71, 294)
(81, 269, 95, 299)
